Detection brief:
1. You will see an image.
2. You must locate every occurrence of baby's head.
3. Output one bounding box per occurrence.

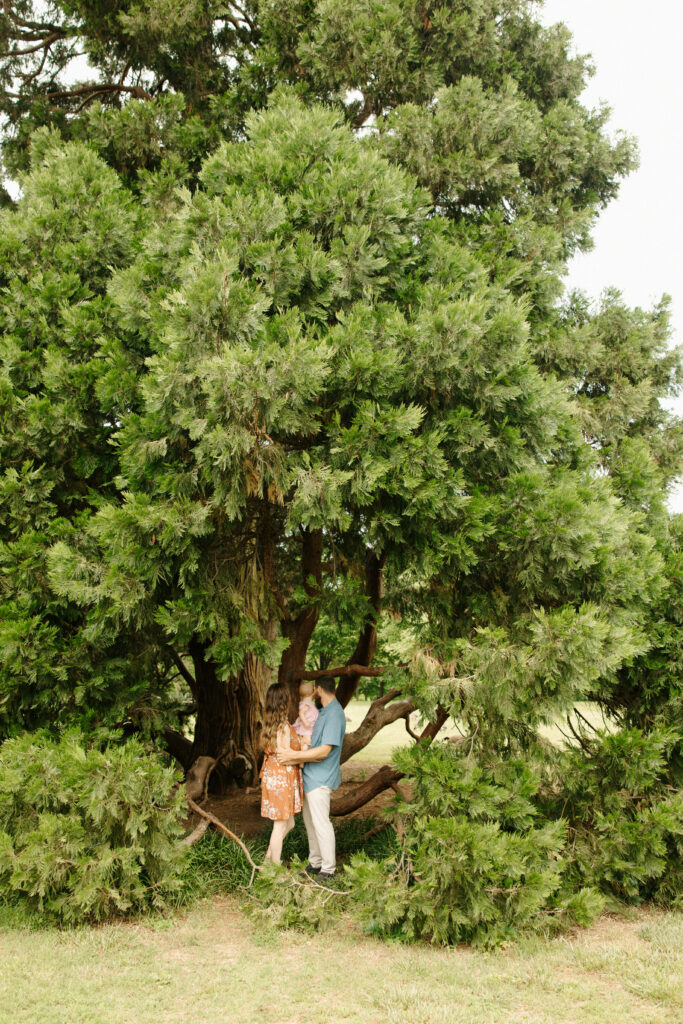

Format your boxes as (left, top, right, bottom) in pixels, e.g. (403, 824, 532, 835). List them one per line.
(299, 680, 315, 701)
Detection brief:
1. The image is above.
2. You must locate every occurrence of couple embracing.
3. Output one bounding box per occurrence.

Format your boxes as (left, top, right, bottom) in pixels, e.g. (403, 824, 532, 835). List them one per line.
(260, 675, 345, 879)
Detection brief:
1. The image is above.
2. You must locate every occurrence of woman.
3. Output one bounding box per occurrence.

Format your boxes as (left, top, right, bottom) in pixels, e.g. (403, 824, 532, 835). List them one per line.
(260, 681, 303, 864)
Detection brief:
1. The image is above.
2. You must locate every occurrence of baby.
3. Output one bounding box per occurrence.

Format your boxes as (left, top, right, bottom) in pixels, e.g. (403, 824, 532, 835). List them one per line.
(292, 681, 319, 749)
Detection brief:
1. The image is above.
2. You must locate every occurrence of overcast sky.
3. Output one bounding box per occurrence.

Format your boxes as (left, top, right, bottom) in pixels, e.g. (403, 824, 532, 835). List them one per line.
(538, 0, 683, 511)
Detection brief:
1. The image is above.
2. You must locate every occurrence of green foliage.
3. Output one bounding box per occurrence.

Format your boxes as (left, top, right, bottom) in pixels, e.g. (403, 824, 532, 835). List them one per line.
(244, 858, 352, 933)
(1, 0, 682, 946)
(344, 743, 604, 947)
(551, 727, 683, 907)
(0, 131, 157, 739)
(0, 731, 186, 923)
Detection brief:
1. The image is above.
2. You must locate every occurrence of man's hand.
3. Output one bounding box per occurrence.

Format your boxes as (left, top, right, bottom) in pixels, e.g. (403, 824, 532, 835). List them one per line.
(276, 743, 333, 765)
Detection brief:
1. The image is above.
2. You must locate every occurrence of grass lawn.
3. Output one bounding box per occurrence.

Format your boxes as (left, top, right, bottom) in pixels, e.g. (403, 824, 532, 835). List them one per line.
(343, 701, 608, 765)
(1, 899, 681, 1024)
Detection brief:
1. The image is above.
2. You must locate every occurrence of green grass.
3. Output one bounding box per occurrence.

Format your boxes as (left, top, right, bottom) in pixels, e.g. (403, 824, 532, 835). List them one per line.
(176, 815, 397, 904)
(1, 900, 680, 1024)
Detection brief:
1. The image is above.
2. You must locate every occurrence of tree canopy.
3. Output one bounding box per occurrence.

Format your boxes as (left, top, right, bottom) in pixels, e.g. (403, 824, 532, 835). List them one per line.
(0, 0, 682, 938)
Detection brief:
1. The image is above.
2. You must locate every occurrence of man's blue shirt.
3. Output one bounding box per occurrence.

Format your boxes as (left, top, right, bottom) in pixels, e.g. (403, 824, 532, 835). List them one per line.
(302, 697, 346, 793)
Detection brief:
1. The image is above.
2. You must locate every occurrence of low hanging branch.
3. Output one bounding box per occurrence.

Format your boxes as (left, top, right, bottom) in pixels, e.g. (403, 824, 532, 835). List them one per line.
(340, 688, 415, 763)
(331, 763, 404, 816)
(300, 663, 384, 680)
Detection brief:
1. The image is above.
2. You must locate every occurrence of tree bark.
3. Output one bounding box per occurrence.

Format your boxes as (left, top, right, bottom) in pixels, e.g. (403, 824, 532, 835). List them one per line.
(188, 638, 271, 787)
(331, 764, 404, 816)
(162, 726, 194, 771)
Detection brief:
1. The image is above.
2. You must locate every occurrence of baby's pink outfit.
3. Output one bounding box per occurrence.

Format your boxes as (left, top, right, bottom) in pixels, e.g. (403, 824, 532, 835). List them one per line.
(293, 697, 319, 745)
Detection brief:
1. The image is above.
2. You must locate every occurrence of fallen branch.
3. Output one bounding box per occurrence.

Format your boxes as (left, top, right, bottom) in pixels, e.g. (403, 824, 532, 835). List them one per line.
(186, 796, 261, 879)
(181, 817, 209, 846)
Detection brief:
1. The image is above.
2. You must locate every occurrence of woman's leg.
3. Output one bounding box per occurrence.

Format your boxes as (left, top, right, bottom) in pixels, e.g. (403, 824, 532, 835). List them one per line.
(265, 819, 289, 864)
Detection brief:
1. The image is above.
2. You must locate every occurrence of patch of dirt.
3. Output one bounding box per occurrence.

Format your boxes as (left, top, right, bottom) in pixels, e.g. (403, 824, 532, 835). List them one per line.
(571, 908, 660, 952)
(187, 761, 398, 839)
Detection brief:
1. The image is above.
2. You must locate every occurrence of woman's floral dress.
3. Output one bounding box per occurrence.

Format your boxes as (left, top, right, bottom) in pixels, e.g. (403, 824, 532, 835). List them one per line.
(260, 724, 304, 820)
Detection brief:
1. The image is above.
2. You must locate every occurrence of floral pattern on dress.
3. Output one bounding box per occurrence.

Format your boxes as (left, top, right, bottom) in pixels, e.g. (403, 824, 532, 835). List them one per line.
(260, 724, 304, 821)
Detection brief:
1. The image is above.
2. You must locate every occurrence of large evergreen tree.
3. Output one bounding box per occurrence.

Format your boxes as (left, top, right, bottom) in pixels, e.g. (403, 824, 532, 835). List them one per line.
(1, 1, 681, 823)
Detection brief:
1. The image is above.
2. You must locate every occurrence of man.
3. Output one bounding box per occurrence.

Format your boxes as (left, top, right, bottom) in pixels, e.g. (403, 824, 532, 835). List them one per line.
(277, 675, 346, 879)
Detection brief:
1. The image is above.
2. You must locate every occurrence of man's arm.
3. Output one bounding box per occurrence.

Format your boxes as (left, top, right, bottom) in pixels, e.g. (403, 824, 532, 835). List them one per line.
(277, 743, 333, 765)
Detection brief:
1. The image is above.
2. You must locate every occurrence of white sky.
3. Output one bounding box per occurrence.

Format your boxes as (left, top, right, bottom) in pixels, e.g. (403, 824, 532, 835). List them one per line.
(538, 0, 683, 512)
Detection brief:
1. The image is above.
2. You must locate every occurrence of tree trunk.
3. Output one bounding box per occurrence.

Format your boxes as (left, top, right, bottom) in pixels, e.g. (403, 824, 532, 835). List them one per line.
(189, 638, 272, 788)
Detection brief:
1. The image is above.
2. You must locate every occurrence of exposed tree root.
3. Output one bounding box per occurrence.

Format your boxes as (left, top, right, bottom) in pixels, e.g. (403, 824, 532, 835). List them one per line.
(185, 755, 217, 801)
(181, 817, 210, 846)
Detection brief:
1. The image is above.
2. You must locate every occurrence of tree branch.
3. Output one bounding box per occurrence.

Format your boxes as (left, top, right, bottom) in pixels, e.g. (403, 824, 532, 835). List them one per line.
(46, 82, 153, 104)
(331, 763, 403, 816)
(341, 692, 415, 763)
(168, 647, 197, 696)
(162, 725, 194, 771)
(180, 817, 210, 846)
(5, 30, 65, 56)
(404, 714, 420, 742)
(186, 796, 261, 875)
(331, 708, 448, 815)
(300, 663, 384, 680)
(231, 2, 256, 33)
(1, 3, 65, 34)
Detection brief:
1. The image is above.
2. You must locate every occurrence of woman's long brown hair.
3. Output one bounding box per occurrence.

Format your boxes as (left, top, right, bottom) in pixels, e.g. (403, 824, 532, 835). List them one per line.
(262, 682, 291, 750)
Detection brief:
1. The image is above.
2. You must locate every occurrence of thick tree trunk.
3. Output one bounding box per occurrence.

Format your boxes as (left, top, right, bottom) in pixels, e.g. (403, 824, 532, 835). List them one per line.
(189, 638, 272, 788)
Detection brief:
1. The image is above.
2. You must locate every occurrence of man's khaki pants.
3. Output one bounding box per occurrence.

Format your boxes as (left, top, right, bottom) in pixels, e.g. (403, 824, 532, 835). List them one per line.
(302, 785, 335, 873)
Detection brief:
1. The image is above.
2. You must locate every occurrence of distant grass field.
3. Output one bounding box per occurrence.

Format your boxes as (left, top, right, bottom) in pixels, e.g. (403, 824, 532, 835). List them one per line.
(1, 899, 681, 1024)
(343, 700, 608, 765)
